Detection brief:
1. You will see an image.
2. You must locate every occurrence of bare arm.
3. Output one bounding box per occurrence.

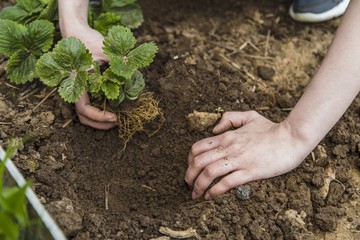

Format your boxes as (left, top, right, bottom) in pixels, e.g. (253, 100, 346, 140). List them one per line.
(185, 0, 360, 199)
(58, 0, 117, 130)
(287, 0, 360, 150)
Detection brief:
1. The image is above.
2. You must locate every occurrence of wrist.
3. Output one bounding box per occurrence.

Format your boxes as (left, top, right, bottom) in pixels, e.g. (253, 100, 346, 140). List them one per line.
(58, 0, 89, 37)
(280, 117, 317, 160)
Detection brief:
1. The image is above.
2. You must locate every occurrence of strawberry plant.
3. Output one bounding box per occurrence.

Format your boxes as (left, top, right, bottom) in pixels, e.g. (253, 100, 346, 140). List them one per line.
(0, 1, 162, 146)
(0, 19, 54, 84)
(0, 0, 58, 24)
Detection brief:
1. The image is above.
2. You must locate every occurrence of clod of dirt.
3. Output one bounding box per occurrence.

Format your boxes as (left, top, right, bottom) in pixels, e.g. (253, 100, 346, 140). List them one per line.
(236, 185, 251, 200)
(276, 209, 314, 239)
(257, 66, 275, 80)
(38, 111, 55, 125)
(46, 197, 83, 236)
(187, 111, 221, 132)
(0, 96, 10, 113)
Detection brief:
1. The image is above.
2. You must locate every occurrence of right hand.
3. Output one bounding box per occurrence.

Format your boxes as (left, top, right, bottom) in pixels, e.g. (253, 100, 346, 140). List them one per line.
(60, 22, 117, 130)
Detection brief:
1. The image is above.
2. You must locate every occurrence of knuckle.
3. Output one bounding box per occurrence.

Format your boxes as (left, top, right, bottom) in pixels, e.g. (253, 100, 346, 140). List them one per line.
(221, 178, 233, 189)
(203, 167, 215, 178)
(193, 180, 203, 192)
(191, 157, 204, 169)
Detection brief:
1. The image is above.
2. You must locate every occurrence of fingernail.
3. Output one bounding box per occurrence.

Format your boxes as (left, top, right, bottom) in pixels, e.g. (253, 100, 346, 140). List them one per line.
(204, 192, 211, 200)
(192, 191, 198, 199)
(109, 115, 117, 121)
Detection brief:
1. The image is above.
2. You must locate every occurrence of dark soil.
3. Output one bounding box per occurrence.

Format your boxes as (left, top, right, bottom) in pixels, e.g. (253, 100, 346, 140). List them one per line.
(1, 0, 360, 239)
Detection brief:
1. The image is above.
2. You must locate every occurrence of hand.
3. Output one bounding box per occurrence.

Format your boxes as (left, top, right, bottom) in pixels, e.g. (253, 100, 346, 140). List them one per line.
(185, 111, 309, 200)
(60, 19, 116, 129)
(75, 91, 118, 130)
(62, 24, 108, 62)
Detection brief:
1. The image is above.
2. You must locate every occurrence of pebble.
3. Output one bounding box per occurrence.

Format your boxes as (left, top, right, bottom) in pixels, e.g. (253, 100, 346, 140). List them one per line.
(257, 66, 275, 80)
(236, 185, 251, 200)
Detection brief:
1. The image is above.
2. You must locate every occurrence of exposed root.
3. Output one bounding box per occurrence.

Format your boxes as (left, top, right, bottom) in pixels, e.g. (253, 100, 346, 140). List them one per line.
(118, 92, 164, 150)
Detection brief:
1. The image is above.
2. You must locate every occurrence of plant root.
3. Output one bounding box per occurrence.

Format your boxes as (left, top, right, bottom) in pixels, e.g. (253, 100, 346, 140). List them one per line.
(118, 92, 164, 150)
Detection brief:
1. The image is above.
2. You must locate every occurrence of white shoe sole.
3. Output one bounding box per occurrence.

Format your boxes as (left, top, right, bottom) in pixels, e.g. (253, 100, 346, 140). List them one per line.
(289, 0, 350, 23)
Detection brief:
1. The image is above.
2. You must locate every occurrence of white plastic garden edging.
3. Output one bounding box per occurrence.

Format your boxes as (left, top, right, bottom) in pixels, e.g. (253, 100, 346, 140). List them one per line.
(0, 146, 67, 240)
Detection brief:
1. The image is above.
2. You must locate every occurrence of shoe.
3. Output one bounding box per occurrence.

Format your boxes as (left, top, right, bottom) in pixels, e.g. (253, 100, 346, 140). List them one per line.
(289, 0, 350, 23)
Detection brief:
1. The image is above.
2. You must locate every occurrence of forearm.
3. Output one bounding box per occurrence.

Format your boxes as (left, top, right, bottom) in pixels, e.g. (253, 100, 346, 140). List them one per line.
(286, 0, 360, 153)
(58, 0, 90, 36)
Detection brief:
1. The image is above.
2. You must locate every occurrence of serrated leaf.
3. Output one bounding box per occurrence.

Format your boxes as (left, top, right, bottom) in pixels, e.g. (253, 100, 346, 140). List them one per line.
(26, 20, 55, 52)
(38, 0, 58, 21)
(6, 50, 37, 84)
(103, 25, 136, 57)
(59, 72, 87, 103)
(17, 0, 44, 12)
(0, 20, 27, 57)
(101, 80, 120, 100)
(104, 26, 157, 79)
(124, 70, 144, 100)
(0, 0, 44, 24)
(94, 12, 122, 35)
(35, 52, 67, 86)
(36, 37, 92, 102)
(0, 5, 29, 23)
(128, 42, 157, 69)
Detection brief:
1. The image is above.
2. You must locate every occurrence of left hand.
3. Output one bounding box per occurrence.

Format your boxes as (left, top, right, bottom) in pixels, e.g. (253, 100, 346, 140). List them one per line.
(185, 111, 309, 200)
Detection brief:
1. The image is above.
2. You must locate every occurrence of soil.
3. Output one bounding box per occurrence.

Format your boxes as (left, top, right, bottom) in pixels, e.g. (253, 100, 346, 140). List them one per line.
(1, 0, 360, 239)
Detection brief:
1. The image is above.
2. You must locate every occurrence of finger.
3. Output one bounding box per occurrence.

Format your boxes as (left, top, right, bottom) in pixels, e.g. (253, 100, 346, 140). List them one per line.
(205, 171, 253, 200)
(185, 147, 228, 187)
(78, 114, 118, 130)
(188, 135, 223, 164)
(213, 111, 257, 134)
(75, 92, 117, 122)
(191, 158, 237, 199)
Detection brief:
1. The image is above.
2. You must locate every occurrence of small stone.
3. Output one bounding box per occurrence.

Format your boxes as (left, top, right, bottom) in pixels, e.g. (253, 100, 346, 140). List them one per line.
(236, 185, 251, 200)
(187, 111, 221, 132)
(46, 197, 83, 236)
(257, 66, 275, 80)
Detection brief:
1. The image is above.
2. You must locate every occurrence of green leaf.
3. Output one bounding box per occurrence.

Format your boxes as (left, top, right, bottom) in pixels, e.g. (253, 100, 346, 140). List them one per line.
(26, 20, 55, 53)
(102, 0, 136, 10)
(35, 52, 67, 87)
(38, 0, 58, 22)
(103, 25, 136, 57)
(0, 212, 19, 240)
(112, 3, 143, 29)
(104, 26, 157, 79)
(101, 80, 120, 100)
(59, 72, 87, 103)
(0, 20, 27, 57)
(0, 19, 54, 83)
(94, 12, 122, 35)
(0, 0, 44, 24)
(128, 42, 158, 69)
(6, 50, 37, 84)
(1, 184, 28, 226)
(36, 37, 93, 103)
(124, 70, 144, 100)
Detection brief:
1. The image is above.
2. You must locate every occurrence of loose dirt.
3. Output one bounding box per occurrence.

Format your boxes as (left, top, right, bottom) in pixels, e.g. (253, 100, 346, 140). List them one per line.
(0, 0, 359, 239)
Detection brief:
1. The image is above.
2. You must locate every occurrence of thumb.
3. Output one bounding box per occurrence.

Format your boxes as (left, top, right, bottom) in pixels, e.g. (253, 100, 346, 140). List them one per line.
(213, 111, 257, 134)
